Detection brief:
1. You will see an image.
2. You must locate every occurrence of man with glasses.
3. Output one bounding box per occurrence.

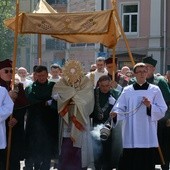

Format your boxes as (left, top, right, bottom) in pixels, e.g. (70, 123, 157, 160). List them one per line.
(110, 62, 167, 170)
(0, 59, 28, 170)
(129, 57, 170, 170)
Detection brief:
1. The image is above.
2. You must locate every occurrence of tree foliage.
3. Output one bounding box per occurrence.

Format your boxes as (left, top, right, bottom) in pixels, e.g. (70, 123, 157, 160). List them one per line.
(0, 0, 15, 60)
(0, 0, 27, 61)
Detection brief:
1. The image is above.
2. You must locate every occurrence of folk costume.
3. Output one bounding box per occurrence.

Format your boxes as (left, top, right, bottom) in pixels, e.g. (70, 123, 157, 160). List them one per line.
(112, 82, 167, 170)
(52, 60, 94, 170)
(0, 86, 14, 169)
(0, 59, 28, 170)
(90, 87, 122, 170)
(9, 82, 28, 170)
(25, 76, 58, 169)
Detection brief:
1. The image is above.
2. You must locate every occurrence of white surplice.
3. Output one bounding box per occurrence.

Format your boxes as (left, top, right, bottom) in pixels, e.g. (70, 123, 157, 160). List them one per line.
(112, 84, 167, 148)
(0, 86, 14, 149)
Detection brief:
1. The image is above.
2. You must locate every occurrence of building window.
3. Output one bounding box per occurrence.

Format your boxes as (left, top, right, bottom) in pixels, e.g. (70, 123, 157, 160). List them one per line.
(46, 0, 55, 4)
(70, 43, 95, 47)
(26, 48, 30, 71)
(46, 39, 66, 50)
(46, 0, 67, 5)
(121, 3, 139, 35)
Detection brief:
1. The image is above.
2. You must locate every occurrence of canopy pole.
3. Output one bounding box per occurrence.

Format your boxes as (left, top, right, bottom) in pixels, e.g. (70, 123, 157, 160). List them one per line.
(112, 47, 116, 81)
(111, 4, 116, 82)
(111, 0, 135, 66)
(6, 1, 19, 170)
(38, 34, 42, 65)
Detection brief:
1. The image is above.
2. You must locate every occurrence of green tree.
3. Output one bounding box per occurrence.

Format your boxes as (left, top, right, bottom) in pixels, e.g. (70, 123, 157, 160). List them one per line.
(0, 0, 27, 61)
(0, 0, 15, 60)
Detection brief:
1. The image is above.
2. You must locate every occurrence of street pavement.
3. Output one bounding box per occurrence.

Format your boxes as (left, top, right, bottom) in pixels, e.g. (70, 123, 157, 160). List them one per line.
(20, 161, 163, 170)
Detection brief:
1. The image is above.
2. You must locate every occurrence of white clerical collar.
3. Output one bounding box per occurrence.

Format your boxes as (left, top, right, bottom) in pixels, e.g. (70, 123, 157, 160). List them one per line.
(137, 81, 146, 86)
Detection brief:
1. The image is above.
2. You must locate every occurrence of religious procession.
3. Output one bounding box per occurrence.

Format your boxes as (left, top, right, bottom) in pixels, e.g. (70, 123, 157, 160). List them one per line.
(0, 56, 170, 170)
(1, 0, 170, 170)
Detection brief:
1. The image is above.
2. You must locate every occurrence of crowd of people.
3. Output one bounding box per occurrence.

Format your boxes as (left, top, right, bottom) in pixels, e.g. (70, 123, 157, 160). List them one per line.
(0, 55, 170, 170)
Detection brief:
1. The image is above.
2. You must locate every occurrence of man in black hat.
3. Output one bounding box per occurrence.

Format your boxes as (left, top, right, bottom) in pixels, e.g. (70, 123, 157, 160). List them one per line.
(129, 56, 170, 100)
(0, 59, 28, 170)
(129, 56, 170, 170)
(166, 65, 170, 88)
(162, 66, 170, 170)
(105, 57, 128, 91)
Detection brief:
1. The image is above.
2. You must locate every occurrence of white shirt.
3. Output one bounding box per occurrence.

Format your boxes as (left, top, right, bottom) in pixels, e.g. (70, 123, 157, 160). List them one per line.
(20, 79, 33, 89)
(112, 84, 167, 148)
(49, 76, 61, 83)
(0, 86, 14, 149)
(86, 69, 108, 87)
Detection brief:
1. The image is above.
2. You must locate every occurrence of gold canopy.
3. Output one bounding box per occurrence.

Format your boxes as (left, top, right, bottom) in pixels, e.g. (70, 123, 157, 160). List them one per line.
(4, 9, 121, 48)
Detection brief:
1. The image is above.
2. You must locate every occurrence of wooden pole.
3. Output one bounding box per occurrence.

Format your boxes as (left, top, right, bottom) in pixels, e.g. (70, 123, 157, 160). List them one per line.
(6, 1, 19, 170)
(38, 34, 42, 65)
(110, 2, 165, 165)
(111, 0, 116, 81)
(158, 146, 165, 165)
(111, 0, 135, 66)
(112, 46, 116, 81)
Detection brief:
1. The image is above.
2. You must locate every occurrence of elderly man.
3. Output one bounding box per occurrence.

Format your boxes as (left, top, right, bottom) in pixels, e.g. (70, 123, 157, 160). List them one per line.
(0, 86, 14, 170)
(0, 59, 28, 170)
(17, 67, 32, 89)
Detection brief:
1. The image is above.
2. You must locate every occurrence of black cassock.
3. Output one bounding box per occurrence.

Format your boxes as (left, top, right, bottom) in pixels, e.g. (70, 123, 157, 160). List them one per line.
(25, 81, 59, 166)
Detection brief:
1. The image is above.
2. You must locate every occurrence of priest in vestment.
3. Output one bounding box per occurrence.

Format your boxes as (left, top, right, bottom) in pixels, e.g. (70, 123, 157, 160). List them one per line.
(52, 60, 94, 170)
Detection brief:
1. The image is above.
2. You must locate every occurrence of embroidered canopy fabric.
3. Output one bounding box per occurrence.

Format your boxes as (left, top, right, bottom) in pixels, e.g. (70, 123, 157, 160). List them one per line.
(4, 9, 121, 48)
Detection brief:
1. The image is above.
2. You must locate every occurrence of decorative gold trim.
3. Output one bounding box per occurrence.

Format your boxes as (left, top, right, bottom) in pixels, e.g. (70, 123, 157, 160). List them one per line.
(62, 60, 84, 85)
(89, 71, 95, 85)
